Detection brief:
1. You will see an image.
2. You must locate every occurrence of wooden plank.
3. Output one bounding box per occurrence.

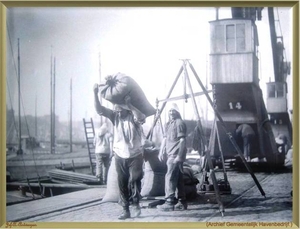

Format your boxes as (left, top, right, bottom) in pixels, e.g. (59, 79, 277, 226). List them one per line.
(6, 188, 106, 222)
(6, 191, 42, 205)
(7, 181, 100, 189)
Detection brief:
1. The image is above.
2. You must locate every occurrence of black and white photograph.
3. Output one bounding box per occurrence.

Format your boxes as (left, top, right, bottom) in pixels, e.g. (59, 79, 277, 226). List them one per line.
(4, 5, 294, 225)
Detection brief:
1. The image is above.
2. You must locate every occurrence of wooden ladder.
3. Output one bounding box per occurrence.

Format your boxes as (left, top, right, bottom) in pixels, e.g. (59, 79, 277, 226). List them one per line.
(83, 118, 96, 175)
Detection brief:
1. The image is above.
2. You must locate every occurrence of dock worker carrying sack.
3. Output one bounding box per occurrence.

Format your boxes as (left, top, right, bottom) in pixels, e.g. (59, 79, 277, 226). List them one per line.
(98, 73, 156, 117)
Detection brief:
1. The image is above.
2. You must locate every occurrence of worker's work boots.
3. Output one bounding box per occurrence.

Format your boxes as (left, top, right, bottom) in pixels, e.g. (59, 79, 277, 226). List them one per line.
(131, 204, 141, 217)
(118, 209, 130, 220)
(174, 201, 188, 210)
(157, 202, 175, 211)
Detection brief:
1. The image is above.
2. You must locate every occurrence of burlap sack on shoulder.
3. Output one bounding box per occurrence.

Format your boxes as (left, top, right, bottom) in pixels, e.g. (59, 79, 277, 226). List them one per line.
(98, 73, 156, 117)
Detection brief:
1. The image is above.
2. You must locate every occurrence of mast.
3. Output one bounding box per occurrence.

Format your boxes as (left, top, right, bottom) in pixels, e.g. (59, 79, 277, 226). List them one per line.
(53, 57, 56, 153)
(70, 77, 73, 152)
(17, 38, 22, 155)
(35, 94, 37, 138)
(50, 47, 53, 154)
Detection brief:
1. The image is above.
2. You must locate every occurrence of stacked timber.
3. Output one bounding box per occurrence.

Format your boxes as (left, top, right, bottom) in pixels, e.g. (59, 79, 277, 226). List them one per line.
(48, 169, 98, 184)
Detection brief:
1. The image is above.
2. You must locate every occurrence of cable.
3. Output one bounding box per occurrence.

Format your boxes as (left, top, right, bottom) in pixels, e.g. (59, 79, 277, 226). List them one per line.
(6, 81, 18, 144)
(275, 8, 289, 63)
(7, 21, 36, 199)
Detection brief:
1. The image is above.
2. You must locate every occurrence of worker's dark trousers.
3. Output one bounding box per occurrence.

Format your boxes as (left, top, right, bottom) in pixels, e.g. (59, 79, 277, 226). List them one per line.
(115, 153, 143, 208)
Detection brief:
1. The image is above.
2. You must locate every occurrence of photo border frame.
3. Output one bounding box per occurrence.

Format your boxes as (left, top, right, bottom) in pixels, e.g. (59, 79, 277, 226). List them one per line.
(0, 0, 299, 228)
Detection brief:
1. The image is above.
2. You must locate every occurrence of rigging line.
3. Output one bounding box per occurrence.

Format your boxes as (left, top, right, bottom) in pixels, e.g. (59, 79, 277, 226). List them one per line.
(7, 22, 42, 185)
(6, 22, 19, 81)
(5, 93, 37, 198)
(6, 22, 35, 198)
(20, 95, 41, 179)
(17, 60, 44, 197)
(6, 81, 18, 140)
(8, 116, 35, 198)
(6, 22, 20, 142)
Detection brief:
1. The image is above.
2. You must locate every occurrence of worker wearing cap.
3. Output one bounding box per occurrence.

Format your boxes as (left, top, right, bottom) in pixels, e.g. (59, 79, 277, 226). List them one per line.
(93, 84, 146, 220)
(93, 123, 113, 185)
(158, 103, 188, 211)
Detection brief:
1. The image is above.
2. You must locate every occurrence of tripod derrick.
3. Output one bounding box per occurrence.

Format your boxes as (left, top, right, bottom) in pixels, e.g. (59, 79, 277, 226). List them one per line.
(147, 59, 268, 217)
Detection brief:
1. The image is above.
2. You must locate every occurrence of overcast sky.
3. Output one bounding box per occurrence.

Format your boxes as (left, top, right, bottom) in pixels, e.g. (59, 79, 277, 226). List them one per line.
(6, 7, 292, 126)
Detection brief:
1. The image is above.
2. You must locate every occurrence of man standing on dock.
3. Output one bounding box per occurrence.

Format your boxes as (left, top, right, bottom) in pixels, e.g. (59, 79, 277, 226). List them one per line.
(158, 103, 188, 211)
(94, 123, 113, 185)
(93, 84, 146, 220)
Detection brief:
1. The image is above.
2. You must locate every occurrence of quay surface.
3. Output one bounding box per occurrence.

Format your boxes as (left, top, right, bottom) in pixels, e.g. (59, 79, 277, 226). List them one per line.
(5, 169, 295, 227)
